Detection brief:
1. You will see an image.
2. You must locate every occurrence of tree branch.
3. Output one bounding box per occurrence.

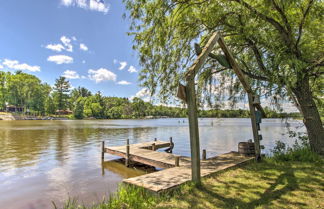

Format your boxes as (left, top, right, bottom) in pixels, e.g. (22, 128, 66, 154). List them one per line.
(296, 0, 314, 47)
(271, 0, 292, 34)
(246, 38, 269, 75)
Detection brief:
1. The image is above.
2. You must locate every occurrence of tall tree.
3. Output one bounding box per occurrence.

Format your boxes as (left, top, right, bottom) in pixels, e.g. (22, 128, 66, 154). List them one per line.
(53, 76, 71, 110)
(124, 0, 324, 154)
(0, 71, 8, 110)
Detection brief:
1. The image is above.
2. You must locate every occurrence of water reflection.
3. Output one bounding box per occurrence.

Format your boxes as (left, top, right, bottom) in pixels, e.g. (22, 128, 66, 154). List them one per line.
(0, 118, 304, 209)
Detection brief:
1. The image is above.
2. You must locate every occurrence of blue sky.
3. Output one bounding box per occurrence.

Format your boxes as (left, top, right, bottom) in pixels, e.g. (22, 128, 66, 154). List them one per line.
(0, 0, 146, 98)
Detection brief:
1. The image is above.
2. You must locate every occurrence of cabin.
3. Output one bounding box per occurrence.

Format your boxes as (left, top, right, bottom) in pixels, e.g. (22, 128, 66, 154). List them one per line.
(55, 109, 73, 115)
(5, 105, 24, 112)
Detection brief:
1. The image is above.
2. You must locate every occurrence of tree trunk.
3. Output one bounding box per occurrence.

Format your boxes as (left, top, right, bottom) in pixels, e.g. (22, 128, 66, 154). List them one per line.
(293, 78, 324, 155)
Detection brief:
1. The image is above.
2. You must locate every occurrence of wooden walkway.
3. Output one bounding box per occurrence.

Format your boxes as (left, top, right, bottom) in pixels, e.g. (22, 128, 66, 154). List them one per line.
(103, 140, 253, 193)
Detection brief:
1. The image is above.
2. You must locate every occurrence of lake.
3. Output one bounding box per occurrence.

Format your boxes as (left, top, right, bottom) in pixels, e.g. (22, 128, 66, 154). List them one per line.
(0, 118, 304, 209)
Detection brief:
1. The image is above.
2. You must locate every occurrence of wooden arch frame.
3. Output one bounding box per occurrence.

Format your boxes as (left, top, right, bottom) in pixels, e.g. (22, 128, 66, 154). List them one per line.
(182, 32, 264, 184)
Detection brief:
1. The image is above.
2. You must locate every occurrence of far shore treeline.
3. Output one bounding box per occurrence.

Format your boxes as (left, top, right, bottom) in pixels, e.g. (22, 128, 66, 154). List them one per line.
(0, 71, 299, 119)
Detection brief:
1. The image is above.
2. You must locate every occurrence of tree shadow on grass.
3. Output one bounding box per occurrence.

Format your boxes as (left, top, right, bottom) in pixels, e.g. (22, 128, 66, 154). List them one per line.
(156, 161, 320, 209)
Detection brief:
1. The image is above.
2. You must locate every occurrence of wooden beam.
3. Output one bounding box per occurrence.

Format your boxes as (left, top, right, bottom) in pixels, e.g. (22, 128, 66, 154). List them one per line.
(184, 32, 221, 184)
(248, 93, 261, 161)
(217, 34, 263, 160)
(185, 32, 220, 78)
(217, 36, 252, 93)
(186, 77, 201, 184)
(101, 141, 105, 160)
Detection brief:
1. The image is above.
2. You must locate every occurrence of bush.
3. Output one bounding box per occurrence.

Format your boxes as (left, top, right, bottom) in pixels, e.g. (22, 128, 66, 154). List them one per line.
(271, 131, 322, 162)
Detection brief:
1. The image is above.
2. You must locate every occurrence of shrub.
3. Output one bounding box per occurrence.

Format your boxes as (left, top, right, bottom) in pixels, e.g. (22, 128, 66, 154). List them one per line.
(271, 131, 322, 163)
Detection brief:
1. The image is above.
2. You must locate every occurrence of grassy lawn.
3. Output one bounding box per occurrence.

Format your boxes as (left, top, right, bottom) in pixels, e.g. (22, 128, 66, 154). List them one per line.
(156, 159, 324, 209)
(63, 158, 324, 209)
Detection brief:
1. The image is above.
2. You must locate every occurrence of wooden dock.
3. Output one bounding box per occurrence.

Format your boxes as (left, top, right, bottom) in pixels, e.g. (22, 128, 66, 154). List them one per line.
(103, 140, 253, 193)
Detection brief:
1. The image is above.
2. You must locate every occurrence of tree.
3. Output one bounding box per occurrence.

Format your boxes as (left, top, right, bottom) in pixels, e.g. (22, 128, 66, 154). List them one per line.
(6, 71, 43, 112)
(45, 95, 56, 115)
(53, 76, 71, 110)
(73, 97, 85, 119)
(124, 0, 324, 154)
(0, 71, 8, 110)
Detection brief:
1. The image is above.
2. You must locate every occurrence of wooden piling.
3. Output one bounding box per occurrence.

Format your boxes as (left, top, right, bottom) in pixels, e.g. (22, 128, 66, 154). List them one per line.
(175, 156, 180, 167)
(101, 141, 105, 160)
(248, 93, 261, 161)
(154, 138, 157, 141)
(152, 143, 156, 151)
(202, 149, 206, 160)
(126, 139, 130, 167)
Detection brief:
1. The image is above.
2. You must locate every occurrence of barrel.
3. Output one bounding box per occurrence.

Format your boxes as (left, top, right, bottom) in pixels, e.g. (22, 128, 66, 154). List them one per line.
(238, 142, 255, 156)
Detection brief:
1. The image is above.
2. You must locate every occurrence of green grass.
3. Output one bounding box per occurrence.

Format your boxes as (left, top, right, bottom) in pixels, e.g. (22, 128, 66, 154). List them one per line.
(60, 157, 324, 209)
(156, 159, 324, 209)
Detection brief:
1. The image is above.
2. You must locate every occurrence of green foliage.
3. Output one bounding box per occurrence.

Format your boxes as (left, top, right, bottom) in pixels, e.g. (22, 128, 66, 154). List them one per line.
(0, 70, 298, 119)
(0, 71, 52, 114)
(73, 97, 85, 119)
(53, 76, 71, 110)
(60, 185, 161, 209)
(124, 0, 323, 104)
(271, 131, 322, 162)
(45, 96, 56, 115)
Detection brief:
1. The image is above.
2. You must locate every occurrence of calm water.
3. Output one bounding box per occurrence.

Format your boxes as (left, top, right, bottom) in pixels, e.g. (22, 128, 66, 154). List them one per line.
(0, 118, 304, 209)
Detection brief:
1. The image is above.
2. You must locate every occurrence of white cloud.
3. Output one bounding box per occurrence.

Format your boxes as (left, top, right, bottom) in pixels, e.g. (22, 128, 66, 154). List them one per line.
(60, 36, 73, 52)
(2, 59, 40, 72)
(46, 44, 65, 52)
(113, 59, 118, 64)
(117, 80, 131, 85)
(47, 55, 73, 64)
(61, 0, 73, 6)
(89, 0, 109, 14)
(128, 65, 137, 73)
(60, 0, 109, 14)
(62, 70, 80, 79)
(88, 68, 116, 83)
(130, 88, 150, 101)
(80, 43, 88, 51)
(0, 64, 3, 69)
(118, 61, 127, 70)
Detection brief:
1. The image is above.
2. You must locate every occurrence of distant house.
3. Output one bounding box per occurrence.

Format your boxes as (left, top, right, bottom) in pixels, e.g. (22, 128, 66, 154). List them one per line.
(55, 109, 73, 115)
(6, 105, 24, 112)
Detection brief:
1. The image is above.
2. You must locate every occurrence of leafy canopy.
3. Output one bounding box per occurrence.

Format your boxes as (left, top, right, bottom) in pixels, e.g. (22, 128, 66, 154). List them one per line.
(124, 0, 323, 108)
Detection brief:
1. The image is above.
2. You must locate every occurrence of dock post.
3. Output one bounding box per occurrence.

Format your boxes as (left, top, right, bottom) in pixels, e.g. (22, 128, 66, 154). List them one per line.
(101, 141, 105, 161)
(202, 149, 206, 160)
(126, 139, 130, 167)
(152, 143, 156, 151)
(154, 138, 157, 141)
(175, 156, 180, 167)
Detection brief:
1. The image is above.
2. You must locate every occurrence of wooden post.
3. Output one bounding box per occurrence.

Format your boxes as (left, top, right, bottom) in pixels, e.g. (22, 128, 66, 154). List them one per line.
(175, 156, 180, 167)
(248, 93, 261, 161)
(186, 77, 201, 184)
(183, 33, 220, 185)
(202, 149, 206, 160)
(101, 161, 105, 176)
(126, 139, 130, 167)
(101, 141, 105, 161)
(152, 143, 156, 151)
(154, 138, 157, 141)
(170, 137, 173, 144)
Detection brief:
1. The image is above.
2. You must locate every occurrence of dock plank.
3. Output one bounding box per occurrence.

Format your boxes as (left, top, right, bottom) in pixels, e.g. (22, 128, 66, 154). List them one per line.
(104, 140, 253, 192)
(123, 152, 253, 192)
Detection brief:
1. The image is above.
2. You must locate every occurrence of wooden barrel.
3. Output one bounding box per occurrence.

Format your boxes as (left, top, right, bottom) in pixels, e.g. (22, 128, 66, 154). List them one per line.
(238, 142, 255, 156)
